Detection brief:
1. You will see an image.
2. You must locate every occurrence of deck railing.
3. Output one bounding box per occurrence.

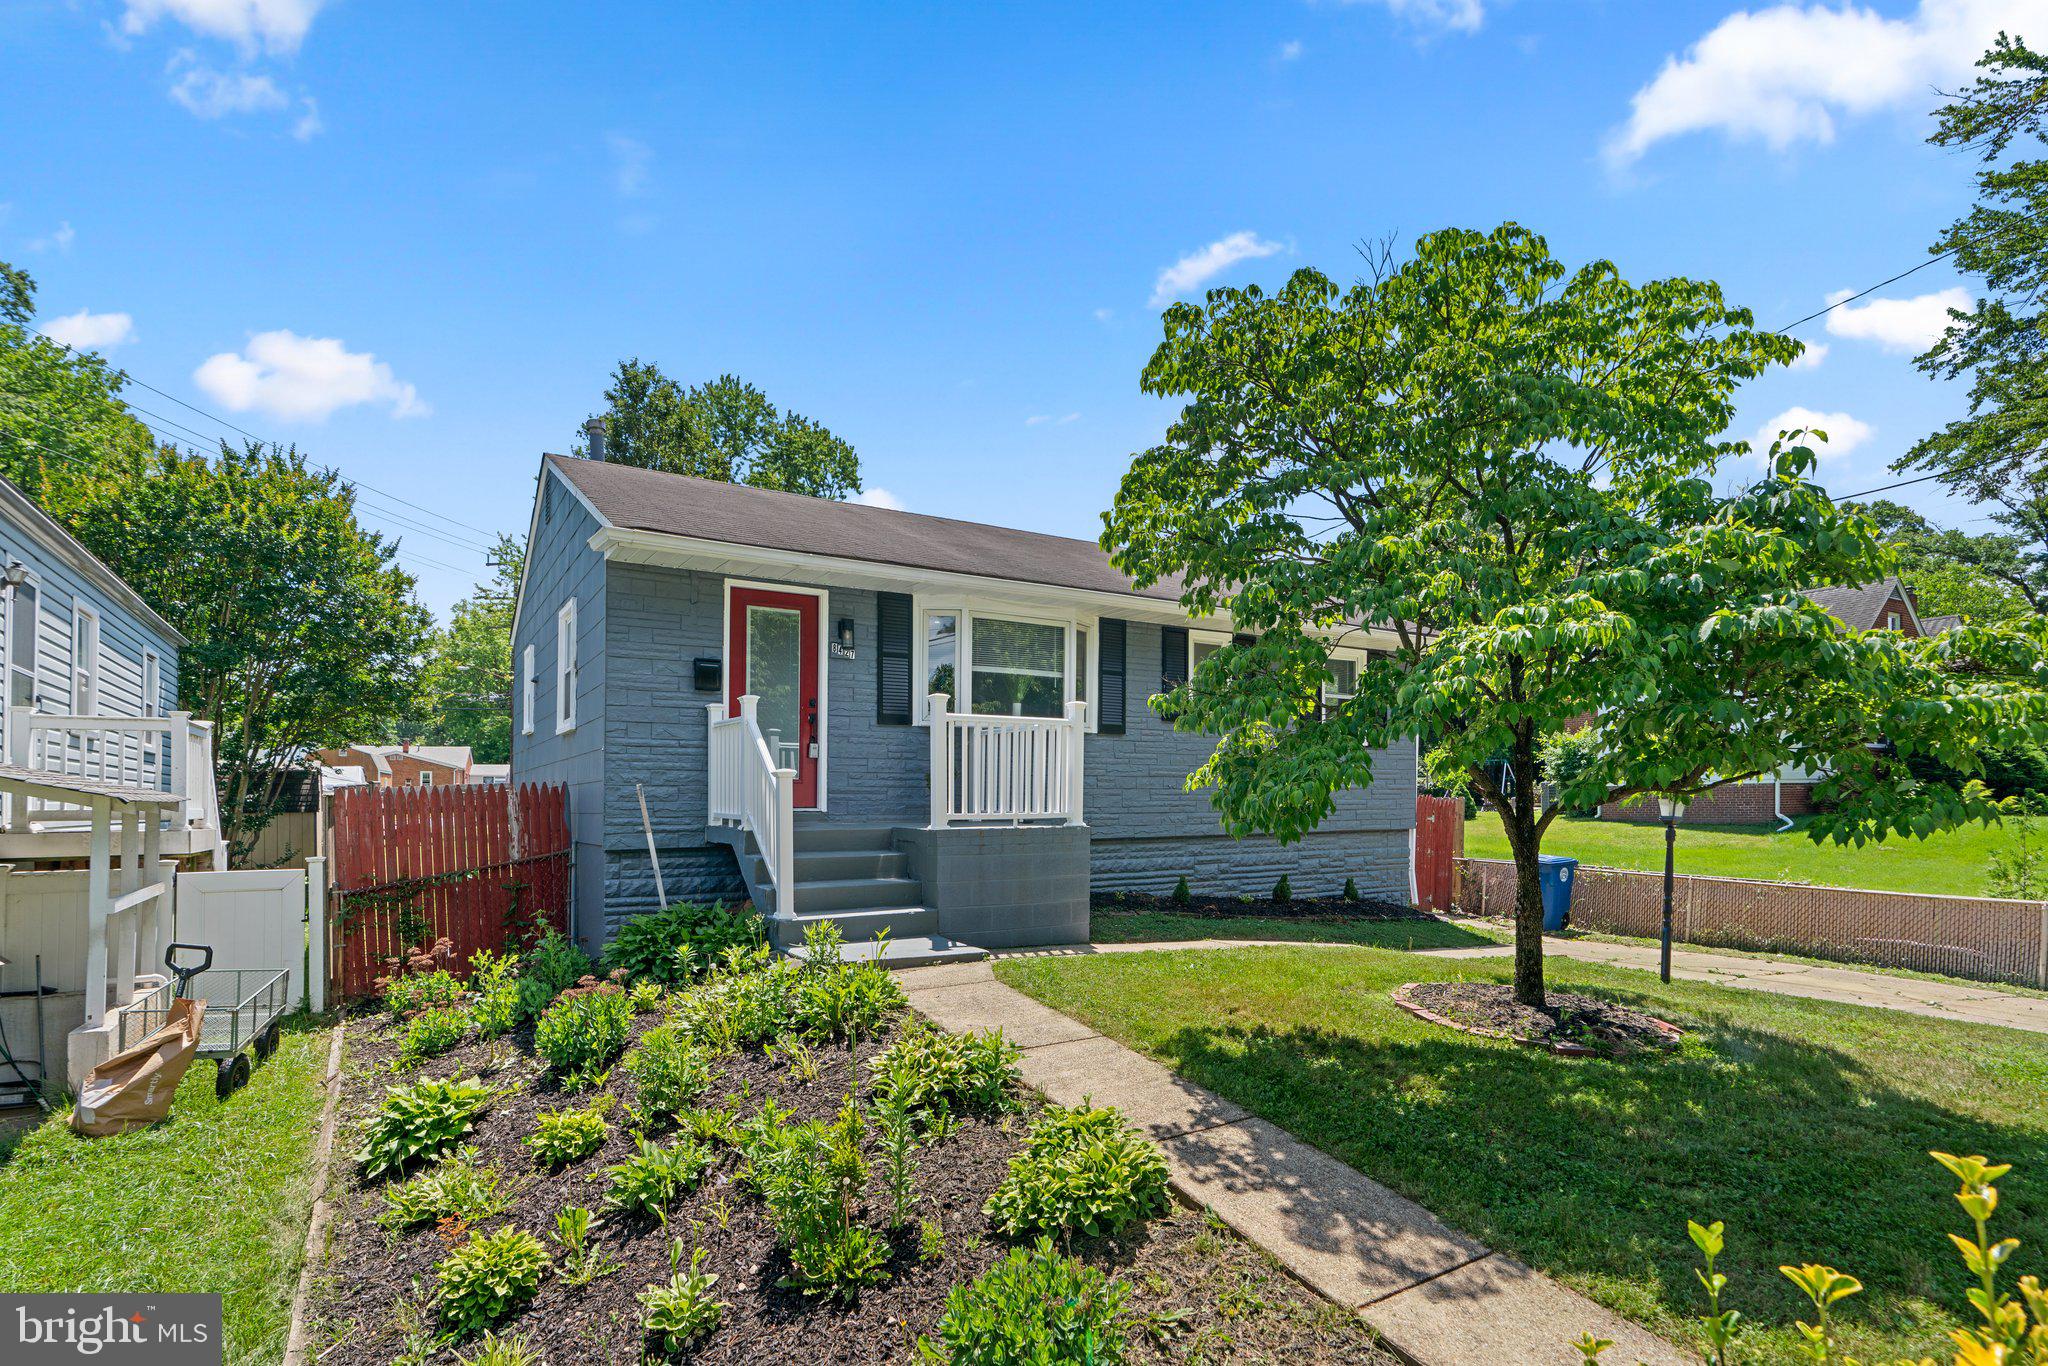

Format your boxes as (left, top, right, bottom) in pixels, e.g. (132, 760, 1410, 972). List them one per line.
(1, 706, 220, 839)
(705, 696, 794, 916)
(928, 695, 1086, 828)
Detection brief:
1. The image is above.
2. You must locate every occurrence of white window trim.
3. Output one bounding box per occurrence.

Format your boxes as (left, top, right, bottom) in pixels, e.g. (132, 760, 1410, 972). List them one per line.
(521, 643, 536, 736)
(555, 599, 578, 734)
(142, 650, 161, 719)
(719, 578, 830, 811)
(418, 770, 435, 787)
(912, 594, 1098, 732)
(71, 603, 100, 717)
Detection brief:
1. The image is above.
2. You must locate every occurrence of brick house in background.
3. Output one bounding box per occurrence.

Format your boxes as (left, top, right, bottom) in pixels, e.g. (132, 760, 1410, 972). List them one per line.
(315, 743, 479, 788)
(1600, 576, 1958, 826)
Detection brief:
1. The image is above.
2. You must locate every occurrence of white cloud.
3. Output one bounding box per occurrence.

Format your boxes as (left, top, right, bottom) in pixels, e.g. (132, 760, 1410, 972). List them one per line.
(1092, 307, 1113, 323)
(122, 0, 329, 56)
(1753, 406, 1874, 461)
(1277, 39, 1305, 61)
(1342, 0, 1484, 33)
(1787, 341, 1829, 370)
(168, 58, 287, 118)
(852, 487, 906, 511)
(1025, 412, 1082, 427)
(1824, 285, 1972, 353)
(26, 221, 74, 254)
(1151, 231, 1286, 307)
(194, 330, 429, 422)
(606, 133, 653, 197)
(292, 96, 322, 140)
(1606, 0, 2036, 165)
(40, 310, 136, 351)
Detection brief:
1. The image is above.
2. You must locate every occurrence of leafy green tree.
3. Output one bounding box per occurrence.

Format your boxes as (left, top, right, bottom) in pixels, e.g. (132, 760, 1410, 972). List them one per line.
(1859, 500, 2039, 623)
(0, 263, 156, 505)
(1103, 226, 2046, 1006)
(583, 362, 861, 499)
(1902, 35, 2048, 572)
(409, 535, 524, 762)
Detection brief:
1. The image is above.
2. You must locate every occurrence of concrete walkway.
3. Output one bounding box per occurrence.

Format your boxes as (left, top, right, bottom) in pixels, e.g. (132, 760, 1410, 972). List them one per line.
(897, 959, 1693, 1366)
(1426, 925, 2048, 1036)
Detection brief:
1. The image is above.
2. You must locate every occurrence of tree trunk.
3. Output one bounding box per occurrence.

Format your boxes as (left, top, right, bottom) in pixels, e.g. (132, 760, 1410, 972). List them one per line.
(1502, 737, 1547, 1008)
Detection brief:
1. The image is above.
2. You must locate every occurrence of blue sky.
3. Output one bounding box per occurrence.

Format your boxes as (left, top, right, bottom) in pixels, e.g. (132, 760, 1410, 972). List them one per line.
(2, 0, 2034, 615)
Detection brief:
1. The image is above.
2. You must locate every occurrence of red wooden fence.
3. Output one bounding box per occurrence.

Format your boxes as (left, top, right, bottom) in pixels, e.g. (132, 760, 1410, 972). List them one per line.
(327, 782, 571, 1003)
(1414, 793, 1464, 913)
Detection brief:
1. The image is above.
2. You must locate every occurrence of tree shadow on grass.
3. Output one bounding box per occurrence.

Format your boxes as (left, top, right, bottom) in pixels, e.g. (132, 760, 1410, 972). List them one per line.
(1150, 1009, 2048, 1352)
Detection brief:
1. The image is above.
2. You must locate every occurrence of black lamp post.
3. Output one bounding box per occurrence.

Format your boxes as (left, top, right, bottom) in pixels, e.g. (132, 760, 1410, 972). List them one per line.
(1657, 794, 1688, 984)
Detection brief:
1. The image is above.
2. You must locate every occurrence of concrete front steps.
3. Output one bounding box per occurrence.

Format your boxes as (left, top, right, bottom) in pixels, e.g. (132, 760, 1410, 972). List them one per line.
(717, 818, 989, 968)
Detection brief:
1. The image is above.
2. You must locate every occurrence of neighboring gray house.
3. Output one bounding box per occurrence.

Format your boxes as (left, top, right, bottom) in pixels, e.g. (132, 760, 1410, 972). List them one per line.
(509, 440, 1416, 963)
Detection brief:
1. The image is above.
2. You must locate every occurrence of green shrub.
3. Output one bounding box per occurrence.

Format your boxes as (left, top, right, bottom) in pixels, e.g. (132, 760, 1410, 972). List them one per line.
(869, 1020, 1021, 1127)
(628, 979, 664, 1013)
(918, 1237, 1131, 1365)
(1169, 875, 1192, 907)
(746, 1096, 887, 1300)
(533, 988, 633, 1085)
(603, 1137, 717, 1222)
(791, 955, 904, 1041)
(623, 1022, 717, 1124)
(525, 1100, 610, 1167)
(385, 969, 463, 1018)
(676, 1103, 740, 1148)
(874, 1091, 919, 1230)
(434, 1226, 548, 1337)
(400, 1006, 470, 1064)
(468, 950, 520, 1040)
(357, 1076, 496, 1180)
(1343, 876, 1360, 902)
(603, 900, 763, 988)
(678, 956, 800, 1050)
(1537, 727, 1608, 815)
(984, 1104, 1171, 1240)
(638, 1245, 726, 1354)
(514, 929, 591, 1023)
(378, 1148, 510, 1231)
(1271, 874, 1292, 904)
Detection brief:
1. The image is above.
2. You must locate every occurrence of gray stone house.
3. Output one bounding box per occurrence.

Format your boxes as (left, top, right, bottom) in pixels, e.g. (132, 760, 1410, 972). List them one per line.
(508, 441, 1416, 964)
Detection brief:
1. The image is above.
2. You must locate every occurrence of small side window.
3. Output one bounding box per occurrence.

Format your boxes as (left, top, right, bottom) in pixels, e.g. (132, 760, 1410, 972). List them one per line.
(521, 643, 536, 736)
(556, 599, 578, 733)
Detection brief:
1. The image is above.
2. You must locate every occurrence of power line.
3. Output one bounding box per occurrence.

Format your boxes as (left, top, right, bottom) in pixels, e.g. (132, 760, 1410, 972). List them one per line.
(1774, 246, 1960, 335)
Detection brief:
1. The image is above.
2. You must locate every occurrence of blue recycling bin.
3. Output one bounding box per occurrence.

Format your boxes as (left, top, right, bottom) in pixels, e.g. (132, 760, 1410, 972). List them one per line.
(1538, 855, 1578, 931)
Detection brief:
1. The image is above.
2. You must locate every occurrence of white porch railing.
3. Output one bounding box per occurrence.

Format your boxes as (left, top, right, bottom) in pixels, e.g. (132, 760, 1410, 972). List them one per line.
(2, 706, 221, 841)
(928, 695, 1087, 828)
(705, 696, 794, 917)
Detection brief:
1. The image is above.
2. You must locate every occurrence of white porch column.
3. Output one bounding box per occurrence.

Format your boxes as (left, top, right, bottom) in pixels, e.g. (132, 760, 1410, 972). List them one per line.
(928, 694, 950, 830)
(111, 805, 142, 1007)
(81, 796, 112, 1028)
(142, 809, 167, 983)
(1064, 700, 1088, 826)
(770, 768, 795, 919)
(307, 855, 328, 1014)
(168, 712, 192, 831)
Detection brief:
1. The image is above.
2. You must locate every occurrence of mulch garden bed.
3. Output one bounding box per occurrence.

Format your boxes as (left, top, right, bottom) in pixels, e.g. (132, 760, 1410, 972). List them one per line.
(1392, 982, 1684, 1058)
(1094, 890, 1426, 922)
(308, 995, 1397, 1364)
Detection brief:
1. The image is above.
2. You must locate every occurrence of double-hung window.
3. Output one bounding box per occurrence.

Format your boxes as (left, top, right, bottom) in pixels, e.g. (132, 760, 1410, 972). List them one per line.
(71, 605, 100, 715)
(7, 578, 37, 710)
(555, 599, 578, 733)
(521, 643, 536, 736)
(916, 604, 1095, 729)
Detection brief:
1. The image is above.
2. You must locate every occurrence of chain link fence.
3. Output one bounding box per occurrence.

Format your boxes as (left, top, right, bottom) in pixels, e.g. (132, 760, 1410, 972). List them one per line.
(1457, 857, 2048, 987)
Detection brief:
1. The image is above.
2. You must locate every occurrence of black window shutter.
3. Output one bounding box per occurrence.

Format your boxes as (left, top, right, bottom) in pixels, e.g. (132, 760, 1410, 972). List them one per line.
(1160, 626, 1189, 690)
(877, 592, 913, 725)
(1098, 619, 1126, 735)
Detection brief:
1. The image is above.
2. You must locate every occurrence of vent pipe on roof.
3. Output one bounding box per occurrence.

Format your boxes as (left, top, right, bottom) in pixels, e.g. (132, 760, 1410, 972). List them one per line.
(583, 417, 607, 462)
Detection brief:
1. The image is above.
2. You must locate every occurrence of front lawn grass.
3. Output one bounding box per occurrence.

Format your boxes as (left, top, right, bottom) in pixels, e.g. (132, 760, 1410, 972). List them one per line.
(995, 945, 2048, 1365)
(0, 1017, 333, 1365)
(1465, 812, 2005, 897)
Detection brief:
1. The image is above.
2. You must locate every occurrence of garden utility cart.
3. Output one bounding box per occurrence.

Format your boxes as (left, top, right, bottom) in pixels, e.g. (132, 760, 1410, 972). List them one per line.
(120, 943, 291, 1099)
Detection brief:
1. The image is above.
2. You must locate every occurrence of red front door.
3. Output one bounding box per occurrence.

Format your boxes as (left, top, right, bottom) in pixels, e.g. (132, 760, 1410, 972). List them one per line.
(728, 587, 822, 808)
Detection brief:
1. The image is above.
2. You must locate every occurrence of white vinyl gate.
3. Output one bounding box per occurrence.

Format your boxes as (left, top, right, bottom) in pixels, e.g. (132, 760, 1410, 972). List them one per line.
(174, 858, 326, 1013)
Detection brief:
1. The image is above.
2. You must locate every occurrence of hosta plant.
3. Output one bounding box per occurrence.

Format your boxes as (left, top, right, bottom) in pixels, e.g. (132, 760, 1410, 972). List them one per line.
(869, 1019, 1021, 1126)
(379, 1148, 511, 1231)
(433, 1226, 548, 1338)
(525, 1099, 611, 1167)
(984, 1103, 1170, 1240)
(638, 1243, 726, 1354)
(357, 1076, 496, 1180)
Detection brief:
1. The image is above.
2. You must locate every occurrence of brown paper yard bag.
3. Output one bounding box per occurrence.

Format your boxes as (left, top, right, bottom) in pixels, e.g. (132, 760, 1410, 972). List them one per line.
(70, 997, 207, 1138)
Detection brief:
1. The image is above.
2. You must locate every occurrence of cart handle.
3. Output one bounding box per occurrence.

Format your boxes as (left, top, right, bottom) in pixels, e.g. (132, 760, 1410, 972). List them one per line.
(166, 943, 214, 975)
